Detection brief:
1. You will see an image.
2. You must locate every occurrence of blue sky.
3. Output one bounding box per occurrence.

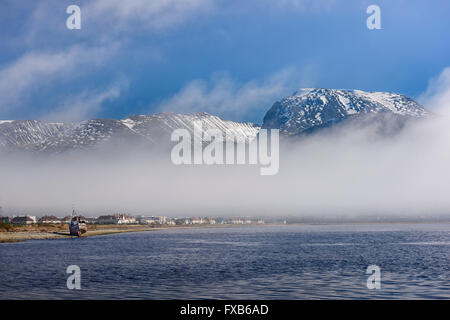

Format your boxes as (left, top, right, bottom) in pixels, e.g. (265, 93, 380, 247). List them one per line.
(0, 0, 449, 124)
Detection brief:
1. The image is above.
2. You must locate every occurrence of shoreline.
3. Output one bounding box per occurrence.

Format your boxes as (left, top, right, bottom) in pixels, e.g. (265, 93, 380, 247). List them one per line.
(0, 223, 269, 243)
(2, 221, 450, 243)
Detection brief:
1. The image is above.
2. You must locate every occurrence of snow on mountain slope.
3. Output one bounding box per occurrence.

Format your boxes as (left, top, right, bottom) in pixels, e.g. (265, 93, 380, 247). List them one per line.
(0, 89, 429, 153)
(35, 118, 142, 153)
(0, 120, 72, 149)
(0, 113, 260, 154)
(262, 88, 431, 135)
(121, 112, 259, 143)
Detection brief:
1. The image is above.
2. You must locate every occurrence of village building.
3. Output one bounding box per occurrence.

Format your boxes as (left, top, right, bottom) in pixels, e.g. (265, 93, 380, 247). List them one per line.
(11, 216, 36, 225)
(38, 216, 61, 224)
(116, 214, 136, 224)
(191, 217, 205, 224)
(97, 215, 117, 224)
(0, 216, 11, 224)
(97, 214, 136, 224)
(86, 217, 98, 224)
(138, 216, 168, 225)
(139, 217, 158, 225)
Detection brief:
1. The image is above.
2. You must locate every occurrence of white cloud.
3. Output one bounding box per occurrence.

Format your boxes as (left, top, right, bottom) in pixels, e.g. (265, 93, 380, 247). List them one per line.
(0, 44, 119, 115)
(266, 0, 337, 10)
(21, 0, 337, 42)
(156, 68, 307, 121)
(86, 0, 213, 32)
(418, 67, 450, 114)
(226, 0, 339, 13)
(41, 84, 124, 123)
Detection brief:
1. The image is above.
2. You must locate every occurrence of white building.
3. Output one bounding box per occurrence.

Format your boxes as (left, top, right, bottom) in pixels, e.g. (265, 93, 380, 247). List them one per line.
(116, 214, 136, 224)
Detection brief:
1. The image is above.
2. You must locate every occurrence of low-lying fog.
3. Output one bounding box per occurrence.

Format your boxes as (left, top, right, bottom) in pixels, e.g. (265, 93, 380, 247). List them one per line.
(2, 72, 450, 220)
(1, 111, 450, 220)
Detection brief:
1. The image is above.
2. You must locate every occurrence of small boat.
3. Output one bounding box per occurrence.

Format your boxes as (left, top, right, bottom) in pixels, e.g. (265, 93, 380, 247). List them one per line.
(69, 210, 87, 237)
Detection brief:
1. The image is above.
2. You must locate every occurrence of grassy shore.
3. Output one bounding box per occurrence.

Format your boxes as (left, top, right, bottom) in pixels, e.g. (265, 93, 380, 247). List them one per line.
(0, 223, 262, 243)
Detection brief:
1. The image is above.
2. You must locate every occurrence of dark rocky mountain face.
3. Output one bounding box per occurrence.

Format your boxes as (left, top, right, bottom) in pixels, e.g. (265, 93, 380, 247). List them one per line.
(261, 88, 430, 136)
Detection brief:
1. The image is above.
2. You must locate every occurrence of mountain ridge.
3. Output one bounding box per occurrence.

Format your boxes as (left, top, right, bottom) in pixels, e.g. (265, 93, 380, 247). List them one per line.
(261, 88, 430, 135)
(0, 89, 431, 154)
(0, 112, 260, 154)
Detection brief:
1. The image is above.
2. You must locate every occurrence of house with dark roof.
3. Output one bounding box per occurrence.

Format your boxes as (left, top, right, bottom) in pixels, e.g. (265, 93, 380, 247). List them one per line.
(11, 216, 35, 225)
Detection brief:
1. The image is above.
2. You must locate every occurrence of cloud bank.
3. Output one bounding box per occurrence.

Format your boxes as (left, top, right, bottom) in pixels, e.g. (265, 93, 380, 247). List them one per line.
(0, 44, 121, 120)
(418, 67, 450, 114)
(156, 68, 315, 122)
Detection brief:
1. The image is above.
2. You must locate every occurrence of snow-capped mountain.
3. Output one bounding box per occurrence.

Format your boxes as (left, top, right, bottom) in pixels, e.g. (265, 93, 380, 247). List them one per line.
(0, 89, 431, 154)
(120, 112, 259, 144)
(261, 88, 430, 135)
(0, 113, 260, 154)
(0, 120, 73, 150)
